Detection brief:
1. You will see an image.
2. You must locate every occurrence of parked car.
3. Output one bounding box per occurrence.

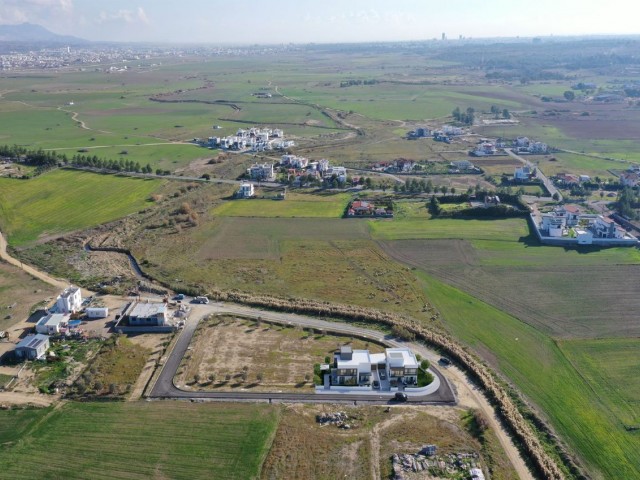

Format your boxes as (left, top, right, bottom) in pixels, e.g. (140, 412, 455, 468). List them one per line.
(439, 357, 452, 366)
(372, 380, 380, 390)
(379, 370, 387, 380)
(175, 293, 185, 300)
(394, 392, 408, 402)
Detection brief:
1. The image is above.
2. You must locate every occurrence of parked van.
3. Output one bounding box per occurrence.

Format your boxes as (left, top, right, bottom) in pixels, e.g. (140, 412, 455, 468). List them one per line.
(194, 296, 209, 304)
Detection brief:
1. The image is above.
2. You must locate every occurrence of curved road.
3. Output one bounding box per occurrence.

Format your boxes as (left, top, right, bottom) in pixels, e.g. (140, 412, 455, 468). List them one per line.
(150, 303, 456, 405)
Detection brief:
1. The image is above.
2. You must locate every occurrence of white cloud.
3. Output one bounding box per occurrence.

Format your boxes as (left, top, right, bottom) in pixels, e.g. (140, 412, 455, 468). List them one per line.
(98, 7, 149, 25)
(0, 0, 73, 26)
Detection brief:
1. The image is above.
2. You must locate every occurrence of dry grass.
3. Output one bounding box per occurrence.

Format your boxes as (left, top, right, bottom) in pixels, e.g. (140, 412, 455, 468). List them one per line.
(177, 316, 384, 392)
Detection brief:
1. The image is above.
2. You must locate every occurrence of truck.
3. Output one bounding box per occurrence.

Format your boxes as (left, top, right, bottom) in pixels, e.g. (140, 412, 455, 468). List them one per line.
(194, 296, 209, 304)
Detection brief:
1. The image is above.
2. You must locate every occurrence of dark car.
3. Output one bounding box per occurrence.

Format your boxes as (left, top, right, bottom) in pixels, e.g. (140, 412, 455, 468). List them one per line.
(379, 370, 387, 380)
(439, 357, 452, 366)
(394, 392, 408, 402)
(372, 380, 380, 390)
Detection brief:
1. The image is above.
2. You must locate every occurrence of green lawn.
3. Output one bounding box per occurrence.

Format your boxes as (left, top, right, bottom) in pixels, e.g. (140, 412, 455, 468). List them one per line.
(416, 272, 640, 479)
(212, 192, 351, 218)
(0, 402, 279, 480)
(0, 169, 163, 246)
(369, 217, 529, 241)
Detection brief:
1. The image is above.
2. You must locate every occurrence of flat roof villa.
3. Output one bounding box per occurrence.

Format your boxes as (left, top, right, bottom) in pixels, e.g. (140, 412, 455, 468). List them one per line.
(122, 302, 167, 327)
(15, 334, 50, 360)
(330, 346, 419, 390)
(35, 313, 69, 335)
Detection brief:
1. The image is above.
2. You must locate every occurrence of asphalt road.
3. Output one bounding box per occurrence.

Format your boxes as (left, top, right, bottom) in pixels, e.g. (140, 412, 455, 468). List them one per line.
(505, 148, 563, 201)
(150, 302, 457, 405)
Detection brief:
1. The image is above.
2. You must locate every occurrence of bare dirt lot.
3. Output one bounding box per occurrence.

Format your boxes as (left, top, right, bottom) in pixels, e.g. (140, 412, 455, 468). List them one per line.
(261, 404, 517, 480)
(176, 316, 384, 392)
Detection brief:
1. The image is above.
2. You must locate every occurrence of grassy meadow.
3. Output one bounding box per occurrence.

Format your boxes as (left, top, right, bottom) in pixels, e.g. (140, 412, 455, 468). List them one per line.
(212, 192, 351, 218)
(0, 402, 279, 480)
(0, 169, 163, 246)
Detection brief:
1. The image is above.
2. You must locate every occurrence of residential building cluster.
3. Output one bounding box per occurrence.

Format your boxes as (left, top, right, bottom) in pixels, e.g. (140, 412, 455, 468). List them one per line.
(203, 127, 288, 152)
(369, 158, 416, 173)
(619, 165, 640, 187)
(536, 205, 638, 245)
(326, 346, 420, 390)
(513, 136, 548, 154)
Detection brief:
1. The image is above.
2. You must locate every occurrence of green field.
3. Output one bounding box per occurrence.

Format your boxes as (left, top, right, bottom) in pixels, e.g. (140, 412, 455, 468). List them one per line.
(0, 169, 163, 246)
(212, 192, 351, 218)
(417, 273, 640, 479)
(560, 338, 640, 427)
(369, 217, 530, 241)
(0, 402, 279, 480)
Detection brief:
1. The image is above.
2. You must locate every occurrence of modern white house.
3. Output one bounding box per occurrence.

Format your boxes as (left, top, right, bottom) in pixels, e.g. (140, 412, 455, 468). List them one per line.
(237, 182, 255, 198)
(15, 334, 50, 360)
(535, 209, 637, 246)
(331, 346, 420, 389)
(247, 163, 274, 181)
(124, 302, 167, 327)
(86, 307, 109, 319)
(35, 313, 69, 335)
(56, 286, 82, 314)
(514, 166, 533, 181)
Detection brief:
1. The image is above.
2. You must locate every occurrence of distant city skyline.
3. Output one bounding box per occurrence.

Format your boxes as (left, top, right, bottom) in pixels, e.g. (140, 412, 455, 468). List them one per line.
(0, 0, 638, 44)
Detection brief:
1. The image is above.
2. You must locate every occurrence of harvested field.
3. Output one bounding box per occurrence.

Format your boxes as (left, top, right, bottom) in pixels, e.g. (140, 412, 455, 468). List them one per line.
(176, 316, 384, 392)
(382, 239, 640, 338)
(0, 401, 279, 480)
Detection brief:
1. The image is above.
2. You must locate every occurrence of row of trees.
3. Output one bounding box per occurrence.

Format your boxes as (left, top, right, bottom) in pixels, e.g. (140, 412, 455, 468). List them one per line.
(452, 106, 475, 125)
(0, 144, 157, 177)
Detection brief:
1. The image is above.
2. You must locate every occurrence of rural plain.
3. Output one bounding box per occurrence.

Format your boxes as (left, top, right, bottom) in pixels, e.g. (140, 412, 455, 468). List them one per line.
(0, 35, 639, 480)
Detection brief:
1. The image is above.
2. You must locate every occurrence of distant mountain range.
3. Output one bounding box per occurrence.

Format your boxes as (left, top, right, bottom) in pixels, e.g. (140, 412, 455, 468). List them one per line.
(0, 23, 87, 44)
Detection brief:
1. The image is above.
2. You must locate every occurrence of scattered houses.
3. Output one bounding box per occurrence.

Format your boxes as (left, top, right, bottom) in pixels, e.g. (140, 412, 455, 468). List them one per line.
(56, 286, 82, 314)
(204, 127, 286, 152)
(15, 334, 50, 360)
(407, 126, 431, 139)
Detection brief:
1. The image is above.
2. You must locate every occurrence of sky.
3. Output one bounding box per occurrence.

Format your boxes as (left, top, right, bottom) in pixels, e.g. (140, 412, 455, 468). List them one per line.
(0, 0, 638, 44)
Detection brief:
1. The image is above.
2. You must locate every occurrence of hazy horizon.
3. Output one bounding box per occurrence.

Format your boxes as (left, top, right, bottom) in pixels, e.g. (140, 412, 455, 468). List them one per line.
(0, 0, 638, 44)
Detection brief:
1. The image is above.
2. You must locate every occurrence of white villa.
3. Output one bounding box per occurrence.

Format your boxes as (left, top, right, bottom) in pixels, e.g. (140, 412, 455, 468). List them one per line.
(36, 313, 69, 335)
(237, 182, 255, 198)
(330, 346, 420, 389)
(514, 166, 534, 181)
(247, 163, 274, 181)
(56, 286, 82, 314)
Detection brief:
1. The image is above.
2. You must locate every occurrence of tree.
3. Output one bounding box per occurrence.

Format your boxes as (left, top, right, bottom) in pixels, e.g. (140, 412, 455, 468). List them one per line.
(502, 108, 510, 119)
(194, 373, 201, 384)
(563, 90, 576, 101)
(208, 373, 216, 384)
(256, 372, 263, 383)
(552, 192, 560, 201)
